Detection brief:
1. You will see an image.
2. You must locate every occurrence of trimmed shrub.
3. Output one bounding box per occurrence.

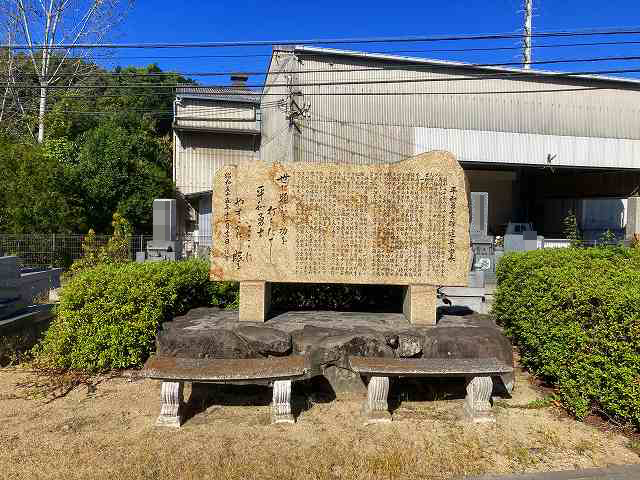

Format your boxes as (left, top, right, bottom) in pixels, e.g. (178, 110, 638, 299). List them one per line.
(34, 259, 238, 372)
(493, 247, 640, 428)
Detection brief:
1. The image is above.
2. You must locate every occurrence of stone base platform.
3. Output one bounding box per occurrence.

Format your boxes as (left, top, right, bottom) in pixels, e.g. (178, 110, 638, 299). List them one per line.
(156, 307, 514, 395)
(147, 308, 514, 426)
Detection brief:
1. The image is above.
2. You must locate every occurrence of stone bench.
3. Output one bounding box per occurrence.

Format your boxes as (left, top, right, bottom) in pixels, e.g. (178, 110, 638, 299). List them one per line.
(348, 356, 514, 424)
(142, 355, 309, 427)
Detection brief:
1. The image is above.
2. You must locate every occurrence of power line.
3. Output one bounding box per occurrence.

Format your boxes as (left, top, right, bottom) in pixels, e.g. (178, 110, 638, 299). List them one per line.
(10, 55, 640, 78)
(12, 86, 617, 118)
(6, 67, 640, 90)
(26, 102, 285, 116)
(35, 39, 640, 61)
(16, 87, 612, 116)
(4, 27, 640, 49)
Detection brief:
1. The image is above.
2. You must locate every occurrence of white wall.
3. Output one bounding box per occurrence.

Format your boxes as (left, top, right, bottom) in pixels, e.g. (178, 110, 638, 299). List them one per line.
(415, 126, 640, 170)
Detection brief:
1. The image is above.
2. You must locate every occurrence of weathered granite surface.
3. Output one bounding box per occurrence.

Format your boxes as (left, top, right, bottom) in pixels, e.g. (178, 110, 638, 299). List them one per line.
(209, 152, 470, 287)
(156, 308, 513, 376)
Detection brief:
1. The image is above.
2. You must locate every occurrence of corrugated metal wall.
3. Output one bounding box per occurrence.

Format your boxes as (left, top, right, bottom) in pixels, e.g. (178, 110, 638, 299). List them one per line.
(258, 52, 640, 168)
(198, 194, 212, 246)
(414, 126, 640, 169)
(174, 131, 258, 195)
(297, 55, 640, 138)
(175, 99, 259, 132)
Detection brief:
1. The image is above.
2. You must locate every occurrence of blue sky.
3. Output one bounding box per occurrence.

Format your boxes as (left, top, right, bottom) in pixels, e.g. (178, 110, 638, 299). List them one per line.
(102, 0, 640, 85)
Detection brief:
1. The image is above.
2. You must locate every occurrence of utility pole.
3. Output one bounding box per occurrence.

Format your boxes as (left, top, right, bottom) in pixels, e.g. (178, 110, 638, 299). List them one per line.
(522, 0, 533, 69)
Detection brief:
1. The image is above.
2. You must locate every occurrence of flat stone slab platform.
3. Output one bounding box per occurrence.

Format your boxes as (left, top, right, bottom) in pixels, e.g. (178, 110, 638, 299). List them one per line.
(349, 357, 513, 376)
(156, 308, 513, 385)
(143, 355, 308, 383)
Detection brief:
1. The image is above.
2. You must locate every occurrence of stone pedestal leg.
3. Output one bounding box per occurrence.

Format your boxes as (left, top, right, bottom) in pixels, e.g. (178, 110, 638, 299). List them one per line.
(156, 381, 184, 428)
(239, 281, 271, 322)
(271, 380, 294, 424)
(402, 284, 437, 325)
(363, 376, 391, 425)
(464, 376, 495, 423)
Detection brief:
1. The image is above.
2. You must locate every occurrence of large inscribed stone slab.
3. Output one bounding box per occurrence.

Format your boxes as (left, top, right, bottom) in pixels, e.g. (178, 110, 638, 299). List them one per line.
(210, 151, 470, 287)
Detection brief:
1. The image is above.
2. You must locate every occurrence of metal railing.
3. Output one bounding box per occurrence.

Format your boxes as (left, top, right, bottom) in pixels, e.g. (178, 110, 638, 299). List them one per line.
(0, 234, 212, 269)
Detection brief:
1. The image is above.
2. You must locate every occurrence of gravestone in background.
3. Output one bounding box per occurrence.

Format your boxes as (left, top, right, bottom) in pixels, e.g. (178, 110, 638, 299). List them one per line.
(153, 198, 177, 243)
(469, 191, 494, 278)
(470, 192, 489, 239)
(0, 256, 61, 330)
(210, 151, 470, 325)
(0, 256, 24, 319)
(138, 199, 181, 262)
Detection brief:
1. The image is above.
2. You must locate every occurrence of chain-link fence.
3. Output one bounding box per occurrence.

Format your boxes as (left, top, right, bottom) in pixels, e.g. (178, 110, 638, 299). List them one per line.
(0, 234, 211, 269)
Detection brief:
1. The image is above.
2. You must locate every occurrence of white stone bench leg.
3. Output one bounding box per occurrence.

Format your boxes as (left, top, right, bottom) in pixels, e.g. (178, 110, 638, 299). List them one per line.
(363, 376, 391, 425)
(464, 376, 495, 423)
(271, 380, 294, 424)
(156, 381, 184, 428)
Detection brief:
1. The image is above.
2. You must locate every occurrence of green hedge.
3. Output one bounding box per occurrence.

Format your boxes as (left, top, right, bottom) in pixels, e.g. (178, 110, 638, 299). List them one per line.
(34, 259, 237, 372)
(493, 247, 640, 428)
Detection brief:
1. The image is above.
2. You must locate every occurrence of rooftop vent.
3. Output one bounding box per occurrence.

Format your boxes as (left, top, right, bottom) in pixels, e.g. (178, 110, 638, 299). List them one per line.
(230, 73, 249, 86)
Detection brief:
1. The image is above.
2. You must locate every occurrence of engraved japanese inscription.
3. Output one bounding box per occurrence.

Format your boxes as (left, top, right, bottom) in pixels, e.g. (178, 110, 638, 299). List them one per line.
(210, 151, 470, 286)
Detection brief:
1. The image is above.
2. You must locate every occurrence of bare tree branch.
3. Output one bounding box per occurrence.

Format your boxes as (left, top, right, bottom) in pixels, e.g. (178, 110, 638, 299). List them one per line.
(1, 0, 133, 141)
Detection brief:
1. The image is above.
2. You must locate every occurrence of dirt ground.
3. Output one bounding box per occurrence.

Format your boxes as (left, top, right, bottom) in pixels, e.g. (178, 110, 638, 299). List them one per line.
(0, 366, 638, 480)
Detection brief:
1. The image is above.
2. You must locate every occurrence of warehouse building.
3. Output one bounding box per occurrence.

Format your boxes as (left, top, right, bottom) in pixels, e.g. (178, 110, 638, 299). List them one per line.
(174, 47, 640, 241)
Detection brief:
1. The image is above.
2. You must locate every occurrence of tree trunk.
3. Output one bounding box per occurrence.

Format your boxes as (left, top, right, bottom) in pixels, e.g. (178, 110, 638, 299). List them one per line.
(37, 83, 46, 143)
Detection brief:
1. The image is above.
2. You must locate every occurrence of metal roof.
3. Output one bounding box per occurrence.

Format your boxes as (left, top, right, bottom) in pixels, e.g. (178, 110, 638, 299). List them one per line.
(288, 46, 640, 89)
(176, 85, 261, 103)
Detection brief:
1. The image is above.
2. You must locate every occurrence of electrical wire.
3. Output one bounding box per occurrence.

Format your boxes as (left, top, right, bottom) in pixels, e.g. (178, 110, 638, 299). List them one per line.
(8, 55, 640, 78)
(7, 67, 640, 90)
(12, 85, 614, 120)
(24, 102, 285, 116)
(4, 27, 640, 49)
(42, 39, 640, 60)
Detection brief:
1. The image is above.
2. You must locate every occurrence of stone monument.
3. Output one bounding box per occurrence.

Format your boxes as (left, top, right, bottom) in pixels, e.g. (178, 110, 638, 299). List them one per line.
(210, 151, 470, 325)
(144, 152, 514, 427)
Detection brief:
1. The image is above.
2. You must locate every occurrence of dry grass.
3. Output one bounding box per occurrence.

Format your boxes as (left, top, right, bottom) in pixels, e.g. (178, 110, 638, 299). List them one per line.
(0, 367, 638, 480)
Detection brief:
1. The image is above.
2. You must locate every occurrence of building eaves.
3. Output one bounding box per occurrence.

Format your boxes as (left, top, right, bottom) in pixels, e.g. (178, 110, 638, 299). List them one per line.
(176, 85, 261, 104)
(288, 46, 640, 89)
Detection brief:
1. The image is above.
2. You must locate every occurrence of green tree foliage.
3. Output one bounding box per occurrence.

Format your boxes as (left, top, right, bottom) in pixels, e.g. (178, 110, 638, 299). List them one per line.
(34, 260, 237, 372)
(0, 136, 83, 233)
(0, 63, 191, 234)
(69, 213, 133, 275)
(493, 248, 640, 429)
(65, 121, 174, 232)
